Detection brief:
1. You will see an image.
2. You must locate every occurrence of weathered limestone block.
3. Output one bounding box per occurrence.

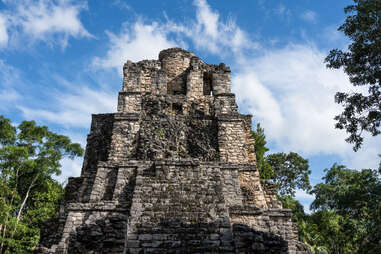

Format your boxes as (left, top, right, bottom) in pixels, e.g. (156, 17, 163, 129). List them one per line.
(212, 64, 231, 95)
(108, 117, 140, 161)
(218, 119, 249, 163)
(244, 115, 257, 164)
(36, 48, 310, 254)
(159, 48, 194, 95)
(214, 93, 238, 115)
(151, 70, 167, 94)
(117, 92, 142, 113)
(122, 60, 161, 93)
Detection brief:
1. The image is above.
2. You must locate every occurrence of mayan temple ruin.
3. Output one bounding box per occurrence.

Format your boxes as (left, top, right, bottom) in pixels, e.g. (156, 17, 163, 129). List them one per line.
(37, 48, 310, 254)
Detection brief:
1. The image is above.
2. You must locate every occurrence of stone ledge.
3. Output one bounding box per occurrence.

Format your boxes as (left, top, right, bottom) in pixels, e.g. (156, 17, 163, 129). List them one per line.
(91, 112, 140, 121)
(66, 201, 129, 212)
(214, 93, 235, 97)
(96, 160, 257, 170)
(139, 113, 217, 121)
(229, 205, 292, 217)
(216, 114, 249, 122)
(229, 205, 261, 215)
(118, 91, 142, 95)
(158, 47, 195, 61)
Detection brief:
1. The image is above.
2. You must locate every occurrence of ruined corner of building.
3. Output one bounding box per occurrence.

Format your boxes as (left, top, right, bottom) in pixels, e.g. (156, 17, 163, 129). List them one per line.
(35, 47, 312, 254)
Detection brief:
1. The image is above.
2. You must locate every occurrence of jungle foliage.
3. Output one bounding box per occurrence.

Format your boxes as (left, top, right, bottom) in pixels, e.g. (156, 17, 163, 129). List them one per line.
(0, 116, 83, 253)
(252, 123, 381, 254)
(325, 0, 381, 151)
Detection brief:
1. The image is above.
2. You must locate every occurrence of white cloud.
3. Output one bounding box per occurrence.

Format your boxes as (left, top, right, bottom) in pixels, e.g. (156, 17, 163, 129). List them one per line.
(93, 21, 178, 74)
(295, 189, 315, 213)
(343, 135, 381, 170)
(55, 157, 83, 184)
(93, 0, 257, 73)
(0, 0, 90, 49)
(195, 0, 219, 38)
(233, 44, 350, 154)
(0, 60, 22, 109)
(232, 44, 380, 169)
(113, 0, 131, 10)
(233, 71, 285, 136)
(301, 10, 317, 23)
(274, 4, 291, 20)
(19, 86, 116, 128)
(0, 59, 21, 85)
(189, 0, 257, 54)
(321, 25, 349, 49)
(0, 14, 8, 47)
(295, 189, 315, 200)
(0, 89, 20, 110)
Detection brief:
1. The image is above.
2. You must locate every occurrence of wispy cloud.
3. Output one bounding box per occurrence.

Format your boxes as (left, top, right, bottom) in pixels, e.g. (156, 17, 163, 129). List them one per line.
(300, 10, 317, 23)
(295, 189, 315, 200)
(92, 20, 178, 74)
(0, 59, 21, 86)
(0, 14, 8, 47)
(93, 0, 257, 73)
(321, 24, 348, 48)
(0, 0, 91, 49)
(232, 43, 380, 169)
(274, 4, 292, 20)
(232, 44, 352, 154)
(113, 0, 131, 10)
(295, 189, 315, 213)
(190, 0, 257, 54)
(55, 157, 83, 184)
(0, 60, 22, 110)
(19, 84, 116, 128)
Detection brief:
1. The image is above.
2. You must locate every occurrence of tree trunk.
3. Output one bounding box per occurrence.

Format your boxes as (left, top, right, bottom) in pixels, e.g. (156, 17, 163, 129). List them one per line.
(0, 224, 3, 253)
(0, 224, 7, 254)
(10, 173, 39, 239)
(0, 168, 16, 254)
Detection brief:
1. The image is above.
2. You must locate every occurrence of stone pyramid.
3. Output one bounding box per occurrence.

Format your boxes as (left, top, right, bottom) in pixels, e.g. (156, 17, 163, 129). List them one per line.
(37, 48, 310, 254)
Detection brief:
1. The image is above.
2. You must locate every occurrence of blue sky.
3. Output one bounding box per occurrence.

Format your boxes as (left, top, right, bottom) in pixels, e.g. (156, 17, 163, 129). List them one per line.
(0, 0, 380, 210)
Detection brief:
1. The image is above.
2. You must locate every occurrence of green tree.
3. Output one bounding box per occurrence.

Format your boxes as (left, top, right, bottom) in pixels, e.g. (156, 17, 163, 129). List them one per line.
(306, 210, 350, 254)
(325, 0, 381, 151)
(267, 152, 311, 197)
(311, 163, 381, 254)
(252, 123, 311, 197)
(252, 123, 274, 179)
(0, 116, 83, 253)
(279, 196, 331, 254)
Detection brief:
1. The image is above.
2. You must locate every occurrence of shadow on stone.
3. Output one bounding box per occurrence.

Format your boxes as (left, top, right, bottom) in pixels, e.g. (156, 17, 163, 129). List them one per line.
(64, 217, 296, 254)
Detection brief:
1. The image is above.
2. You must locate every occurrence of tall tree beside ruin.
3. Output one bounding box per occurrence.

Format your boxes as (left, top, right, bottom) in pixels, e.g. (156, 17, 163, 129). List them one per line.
(325, 0, 381, 151)
(267, 152, 311, 197)
(252, 123, 273, 179)
(0, 116, 83, 253)
(252, 124, 311, 197)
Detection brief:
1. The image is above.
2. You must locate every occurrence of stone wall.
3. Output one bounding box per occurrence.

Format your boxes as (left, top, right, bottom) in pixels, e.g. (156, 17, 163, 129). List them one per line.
(39, 161, 306, 253)
(117, 92, 142, 113)
(218, 118, 249, 164)
(125, 161, 234, 253)
(36, 48, 310, 254)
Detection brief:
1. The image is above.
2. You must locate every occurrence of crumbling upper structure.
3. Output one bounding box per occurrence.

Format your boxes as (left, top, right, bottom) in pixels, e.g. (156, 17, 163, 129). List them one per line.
(37, 48, 310, 254)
